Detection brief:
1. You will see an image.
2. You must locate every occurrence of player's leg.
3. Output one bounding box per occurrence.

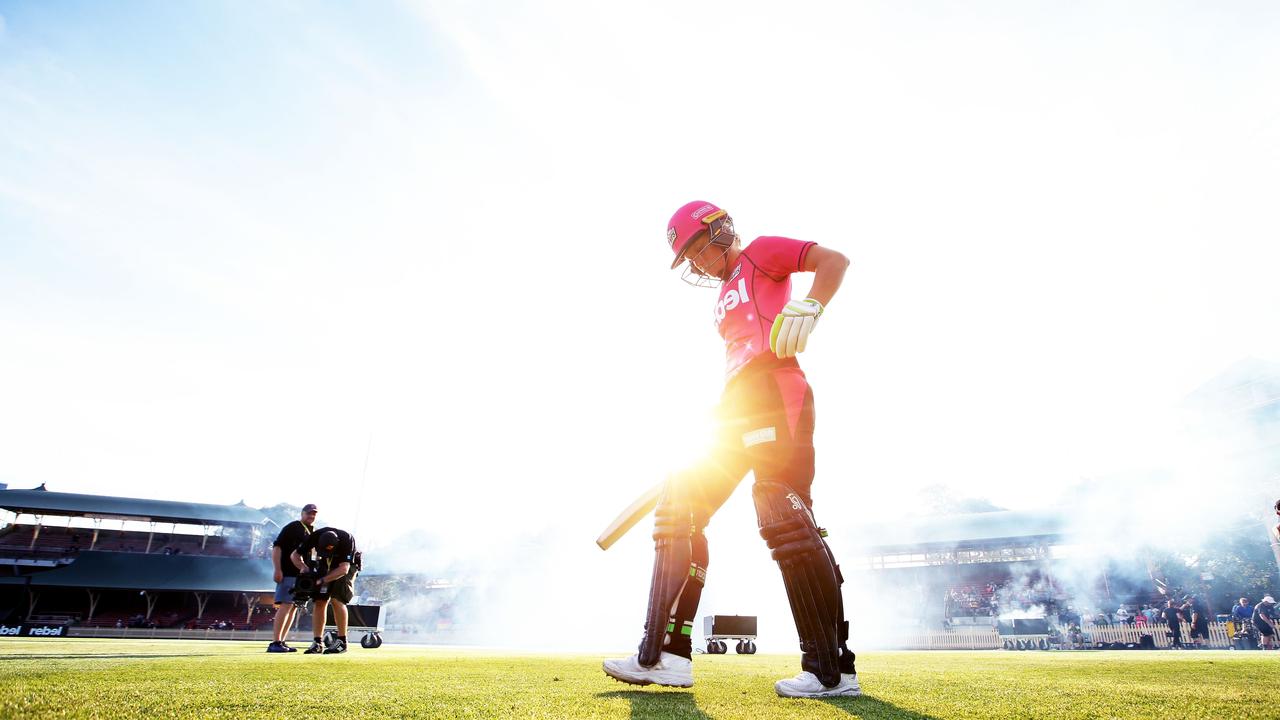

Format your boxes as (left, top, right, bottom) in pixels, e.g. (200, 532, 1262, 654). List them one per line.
(270, 601, 297, 647)
(754, 481, 849, 694)
(322, 569, 357, 654)
(268, 577, 297, 651)
(744, 368, 857, 697)
(324, 601, 349, 654)
(306, 598, 329, 653)
(332, 600, 349, 637)
(603, 456, 747, 687)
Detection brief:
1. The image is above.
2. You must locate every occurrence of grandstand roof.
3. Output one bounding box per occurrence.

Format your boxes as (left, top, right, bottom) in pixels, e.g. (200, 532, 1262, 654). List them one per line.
(0, 487, 267, 526)
(0, 551, 273, 593)
(851, 509, 1068, 554)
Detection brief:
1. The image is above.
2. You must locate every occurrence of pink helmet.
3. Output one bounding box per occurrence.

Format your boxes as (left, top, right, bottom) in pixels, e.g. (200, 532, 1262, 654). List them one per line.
(667, 200, 732, 269)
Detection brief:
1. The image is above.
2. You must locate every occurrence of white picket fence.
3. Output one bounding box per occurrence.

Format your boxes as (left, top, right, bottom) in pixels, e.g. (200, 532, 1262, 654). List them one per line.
(1085, 621, 1232, 649)
(891, 629, 1003, 650)
(880, 621, 1236, 650)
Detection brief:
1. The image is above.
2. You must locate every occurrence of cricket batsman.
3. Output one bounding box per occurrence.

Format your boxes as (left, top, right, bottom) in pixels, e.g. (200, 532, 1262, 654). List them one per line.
(603, 200, 859, 698)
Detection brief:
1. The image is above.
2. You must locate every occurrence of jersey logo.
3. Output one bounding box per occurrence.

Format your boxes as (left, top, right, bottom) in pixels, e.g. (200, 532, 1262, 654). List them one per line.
(728, 263, 742, 282)
(714, 277, 751, 324)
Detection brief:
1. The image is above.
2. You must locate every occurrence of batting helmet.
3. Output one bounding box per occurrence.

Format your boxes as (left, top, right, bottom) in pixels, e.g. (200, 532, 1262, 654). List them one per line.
(667, 200, 734, 269)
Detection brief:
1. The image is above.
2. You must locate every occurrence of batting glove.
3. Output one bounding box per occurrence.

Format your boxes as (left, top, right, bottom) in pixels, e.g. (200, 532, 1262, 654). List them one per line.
(769, 298, 824, 359)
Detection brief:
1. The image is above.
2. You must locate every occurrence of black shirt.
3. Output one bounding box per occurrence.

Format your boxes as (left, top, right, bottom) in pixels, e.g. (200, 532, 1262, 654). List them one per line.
(296, 526, 356, 574)
(272, 520, 314, 578)
(1160, 606, 1183, 626)
(1184, 599, 1205, 624)
(1253, 603, 1276, 627)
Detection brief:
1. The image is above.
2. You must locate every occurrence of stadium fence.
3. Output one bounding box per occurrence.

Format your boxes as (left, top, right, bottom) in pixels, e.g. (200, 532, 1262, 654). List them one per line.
(885, 621, 1235, 650)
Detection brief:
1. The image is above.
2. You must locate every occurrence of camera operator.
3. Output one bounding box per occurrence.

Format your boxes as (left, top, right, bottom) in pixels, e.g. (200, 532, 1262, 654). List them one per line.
(291, 526, 359, 654)
(266, 503, 317, 653)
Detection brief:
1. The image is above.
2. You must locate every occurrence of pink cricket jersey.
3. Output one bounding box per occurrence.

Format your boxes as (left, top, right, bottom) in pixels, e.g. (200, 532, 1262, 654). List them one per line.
(714, 236, 816, 380)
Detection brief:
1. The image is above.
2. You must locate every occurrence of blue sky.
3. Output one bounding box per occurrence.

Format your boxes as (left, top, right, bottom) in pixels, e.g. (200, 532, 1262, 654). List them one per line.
(4, 0, 1280, 521)
(2, 1, 1280, 647)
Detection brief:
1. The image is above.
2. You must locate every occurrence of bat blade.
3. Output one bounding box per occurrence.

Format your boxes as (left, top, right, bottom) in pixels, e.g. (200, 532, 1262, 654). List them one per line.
(596, 480, 665, 551)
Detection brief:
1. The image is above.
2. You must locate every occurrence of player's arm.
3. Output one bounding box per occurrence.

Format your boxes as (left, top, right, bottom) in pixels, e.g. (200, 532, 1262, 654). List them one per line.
(321, 562, 351, 583)
(770, 245, 851, 359)
(290, 549, 308, 573)
(271, 545, 284, 583)
(801, 245, 850, 308)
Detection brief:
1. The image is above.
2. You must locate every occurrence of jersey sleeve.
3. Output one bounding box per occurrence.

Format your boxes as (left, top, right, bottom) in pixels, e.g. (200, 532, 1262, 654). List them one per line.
(746, 236, 816, 280)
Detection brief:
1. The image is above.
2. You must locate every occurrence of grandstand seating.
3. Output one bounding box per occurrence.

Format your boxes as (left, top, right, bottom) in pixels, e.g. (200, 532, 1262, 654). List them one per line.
(0, 486, 280, 635)
(0, 524, 253, 560)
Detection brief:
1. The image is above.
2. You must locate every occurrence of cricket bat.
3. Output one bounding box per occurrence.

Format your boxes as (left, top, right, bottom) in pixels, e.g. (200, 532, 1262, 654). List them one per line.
(596, 480, 665, 551)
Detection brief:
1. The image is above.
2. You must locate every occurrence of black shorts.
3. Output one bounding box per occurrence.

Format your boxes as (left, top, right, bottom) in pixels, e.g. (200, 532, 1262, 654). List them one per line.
(323, 570, 357, 605)
(1190, 621, 1209, 639)
(1257, 621, 1276, 637)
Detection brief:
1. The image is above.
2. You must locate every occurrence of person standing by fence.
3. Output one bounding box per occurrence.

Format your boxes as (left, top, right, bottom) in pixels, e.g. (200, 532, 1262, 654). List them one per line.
(1160, 598, 1185, 649)
(1183, 595, 1209, 648)
(1253, 595, 1277, 650)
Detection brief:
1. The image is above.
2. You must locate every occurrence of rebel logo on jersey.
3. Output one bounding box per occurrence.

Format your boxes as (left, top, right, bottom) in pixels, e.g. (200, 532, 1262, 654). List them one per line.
(714, 275, 751, 325)
(712, 236, 816, 380)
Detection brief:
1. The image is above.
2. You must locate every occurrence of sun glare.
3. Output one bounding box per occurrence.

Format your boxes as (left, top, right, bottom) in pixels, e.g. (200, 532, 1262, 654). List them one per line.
(657, 405, 720, 474)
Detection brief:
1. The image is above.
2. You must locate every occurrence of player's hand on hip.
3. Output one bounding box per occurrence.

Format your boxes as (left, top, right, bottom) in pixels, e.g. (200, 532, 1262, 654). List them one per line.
(769, 298, 823, 359)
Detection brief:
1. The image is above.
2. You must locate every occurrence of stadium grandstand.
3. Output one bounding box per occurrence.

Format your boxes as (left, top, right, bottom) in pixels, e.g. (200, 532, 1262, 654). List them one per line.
(0, 484, 284, 638)
(843, 359, 1280, 651)
(848, 510, 1212, 650)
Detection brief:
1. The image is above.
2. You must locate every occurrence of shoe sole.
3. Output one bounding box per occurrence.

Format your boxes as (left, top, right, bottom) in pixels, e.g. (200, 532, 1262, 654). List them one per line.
(776, 682, 862, 699)
(602, 664, 693, 688)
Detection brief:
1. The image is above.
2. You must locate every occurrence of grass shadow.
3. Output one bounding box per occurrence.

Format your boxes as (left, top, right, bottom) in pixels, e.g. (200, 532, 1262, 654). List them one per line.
(821, 694, 942, 720)
(597, 690, 711, 720)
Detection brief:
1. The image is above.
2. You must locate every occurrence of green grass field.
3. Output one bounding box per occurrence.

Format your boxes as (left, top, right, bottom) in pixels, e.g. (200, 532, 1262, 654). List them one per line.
(1, 639, 1276, 719)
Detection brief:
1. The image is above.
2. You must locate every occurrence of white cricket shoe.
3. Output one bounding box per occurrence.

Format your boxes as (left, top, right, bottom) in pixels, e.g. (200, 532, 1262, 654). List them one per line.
(775, 671, 862, 698)
(602, 651, 693, 688)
